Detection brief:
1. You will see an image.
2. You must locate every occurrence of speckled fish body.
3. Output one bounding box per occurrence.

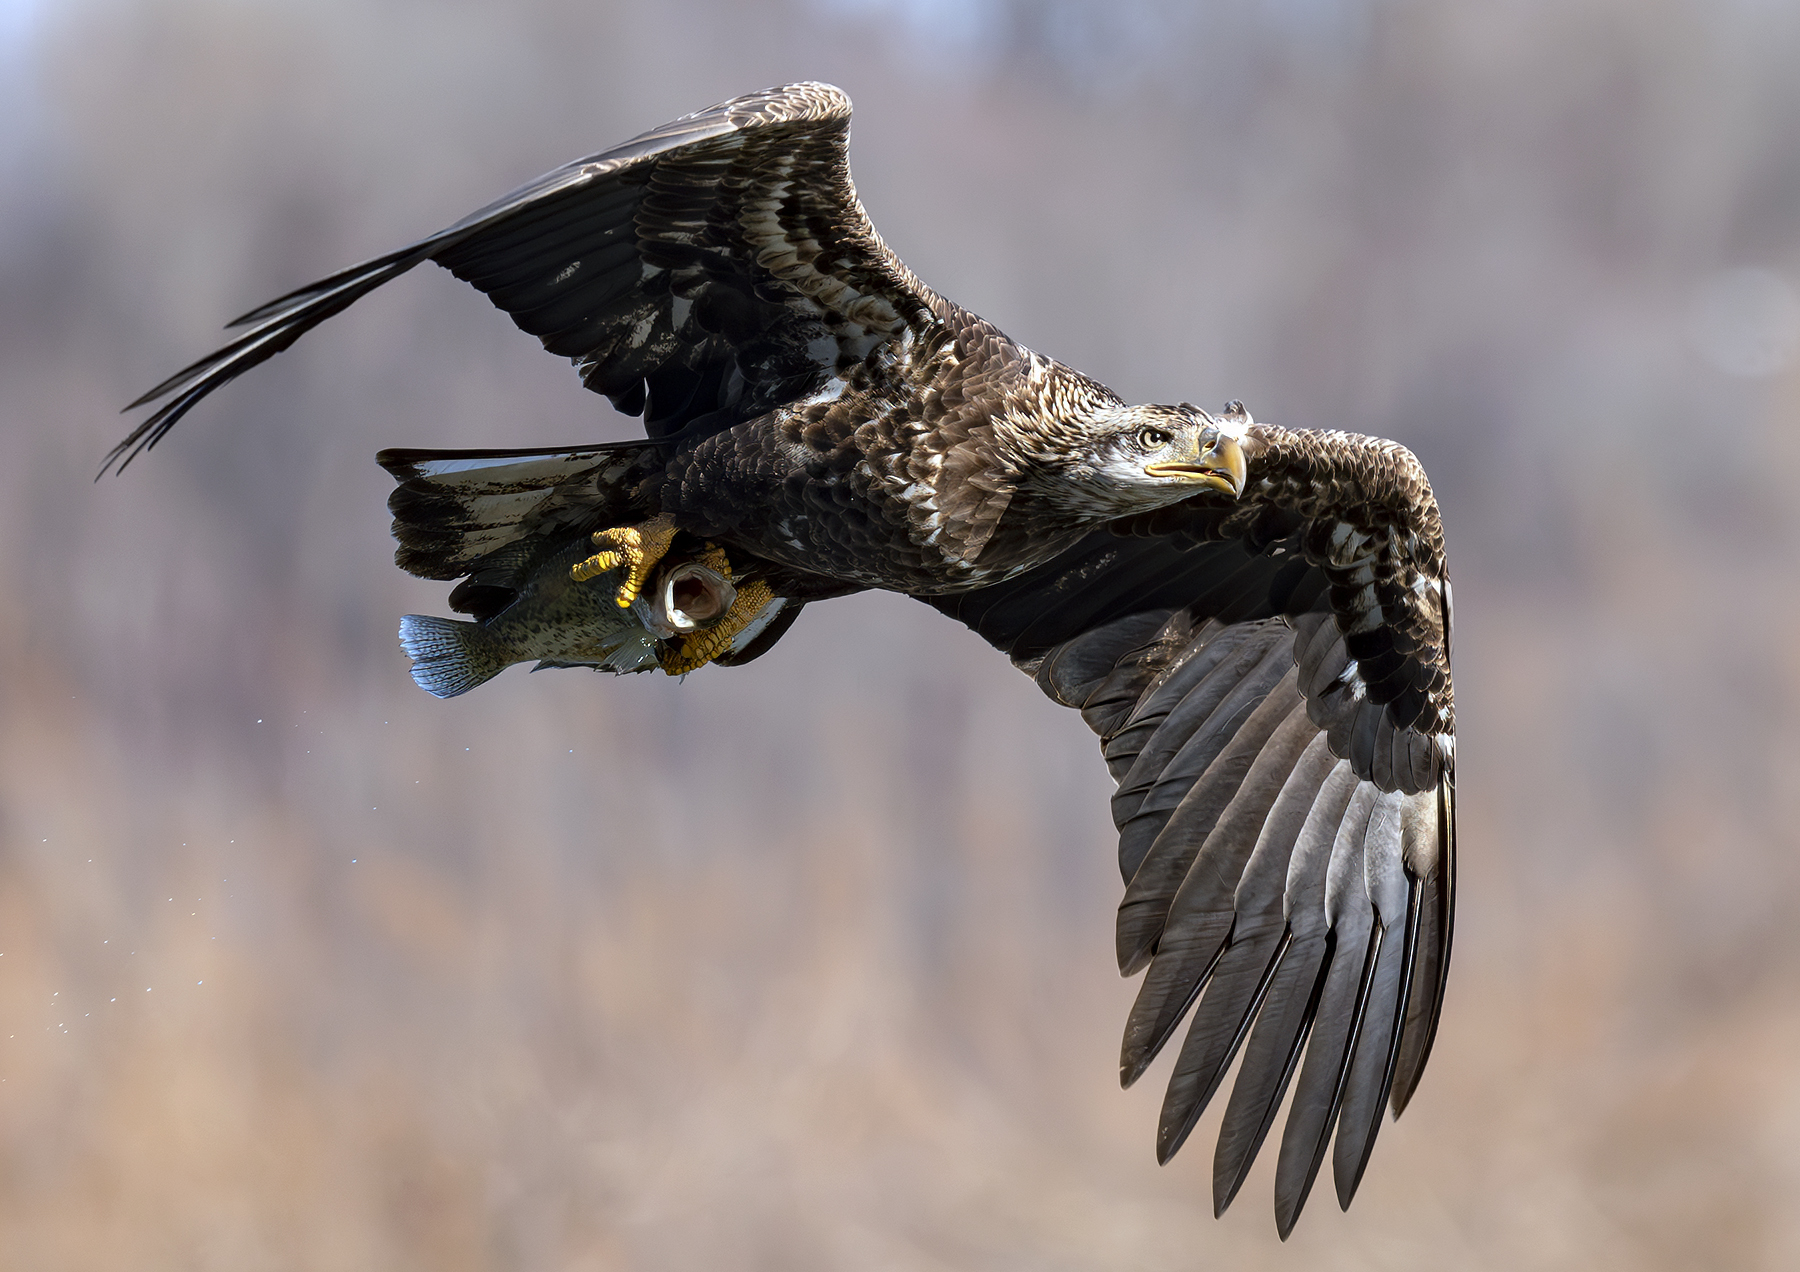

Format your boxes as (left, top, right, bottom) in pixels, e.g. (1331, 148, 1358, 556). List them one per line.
(398, 536, 727, 697)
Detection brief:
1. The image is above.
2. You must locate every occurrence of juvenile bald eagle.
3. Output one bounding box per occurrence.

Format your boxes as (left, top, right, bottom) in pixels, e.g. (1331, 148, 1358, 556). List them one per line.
(117, 83, 1455, 1237)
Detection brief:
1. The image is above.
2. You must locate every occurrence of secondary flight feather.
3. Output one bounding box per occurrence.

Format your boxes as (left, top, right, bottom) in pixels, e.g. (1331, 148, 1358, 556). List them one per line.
(118, 82, 1455, 1236)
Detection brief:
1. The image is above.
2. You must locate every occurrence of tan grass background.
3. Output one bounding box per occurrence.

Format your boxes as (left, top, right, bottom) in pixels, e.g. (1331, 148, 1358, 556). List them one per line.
(4, 1, 1800, 1267)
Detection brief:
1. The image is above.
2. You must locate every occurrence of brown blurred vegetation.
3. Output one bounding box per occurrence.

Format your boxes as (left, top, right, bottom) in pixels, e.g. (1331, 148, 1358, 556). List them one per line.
(4, 0, 1800, 1267)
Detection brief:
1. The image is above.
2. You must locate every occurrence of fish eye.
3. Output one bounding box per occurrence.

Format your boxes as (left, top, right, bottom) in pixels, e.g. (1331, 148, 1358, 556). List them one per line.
(1138, 427, 1171, 450)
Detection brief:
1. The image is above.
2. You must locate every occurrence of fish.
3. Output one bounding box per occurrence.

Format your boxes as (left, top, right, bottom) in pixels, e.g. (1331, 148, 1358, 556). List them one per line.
(396, 535, 785, 697)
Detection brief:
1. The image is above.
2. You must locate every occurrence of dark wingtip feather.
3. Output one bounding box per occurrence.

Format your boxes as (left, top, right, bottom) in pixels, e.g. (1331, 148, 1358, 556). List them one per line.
(1122, 917, 1233, 1091)
(1272, 921, 1384, 1238)
(224, 276, 347, 330)
(1116, 917, 1158, 980)
(1334, 876, 1424, 1208)
(101, 377, 230, 477)
(1390, 779, 1456, 1116)
(1152, 926, 1289, 1164)
(1212, 934, 1331, 1218)
(111, 249, 429, 477)
(1212, 1025, 1293, 1218)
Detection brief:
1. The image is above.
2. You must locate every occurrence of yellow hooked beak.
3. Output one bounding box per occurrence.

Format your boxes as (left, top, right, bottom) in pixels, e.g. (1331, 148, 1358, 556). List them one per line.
(1143, 428, 1248, 497)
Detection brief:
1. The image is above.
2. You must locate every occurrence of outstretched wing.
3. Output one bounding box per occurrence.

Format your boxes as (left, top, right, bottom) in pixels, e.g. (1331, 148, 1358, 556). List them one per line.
(112, 82, 942, 472)
(924, 457, 1455, 1238)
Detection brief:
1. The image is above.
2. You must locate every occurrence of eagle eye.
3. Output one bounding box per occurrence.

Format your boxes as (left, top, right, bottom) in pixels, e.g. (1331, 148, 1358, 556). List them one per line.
(1138, 427, 1171, 451)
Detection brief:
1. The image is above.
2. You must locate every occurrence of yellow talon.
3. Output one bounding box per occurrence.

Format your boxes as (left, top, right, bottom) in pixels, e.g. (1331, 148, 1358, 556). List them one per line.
(570, 514, 678, 608)
(660, 579, 776, 675)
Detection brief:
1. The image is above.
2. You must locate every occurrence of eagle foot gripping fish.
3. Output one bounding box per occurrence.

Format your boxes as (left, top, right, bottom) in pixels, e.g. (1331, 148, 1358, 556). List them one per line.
(570, 513, 679, 607)
(399, 536, 787, 697)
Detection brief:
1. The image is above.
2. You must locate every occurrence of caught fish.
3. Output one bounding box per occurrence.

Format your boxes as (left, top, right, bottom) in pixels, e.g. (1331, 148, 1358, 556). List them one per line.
(397, 535, 784, 697)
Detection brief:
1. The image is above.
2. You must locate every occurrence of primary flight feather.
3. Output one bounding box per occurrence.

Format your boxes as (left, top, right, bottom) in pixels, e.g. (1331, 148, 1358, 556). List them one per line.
(119, 82, 1455, 1236)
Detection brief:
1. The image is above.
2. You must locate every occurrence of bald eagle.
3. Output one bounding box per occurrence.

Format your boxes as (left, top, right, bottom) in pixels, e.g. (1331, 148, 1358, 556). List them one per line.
(117, 83, 1455, 1237)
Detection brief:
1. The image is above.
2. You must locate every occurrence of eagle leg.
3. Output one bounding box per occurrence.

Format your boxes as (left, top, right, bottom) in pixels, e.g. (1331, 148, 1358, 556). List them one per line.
(571, 514, 678, 608)
(660, 576, 776, 676)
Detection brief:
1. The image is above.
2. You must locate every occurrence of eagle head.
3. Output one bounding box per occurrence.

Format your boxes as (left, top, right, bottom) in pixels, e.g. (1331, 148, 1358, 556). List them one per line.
(1012, 401, 1250, 520)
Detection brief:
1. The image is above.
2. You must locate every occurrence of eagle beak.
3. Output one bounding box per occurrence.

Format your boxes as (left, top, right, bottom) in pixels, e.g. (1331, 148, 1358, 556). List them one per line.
(1144, 429, 1247, 497)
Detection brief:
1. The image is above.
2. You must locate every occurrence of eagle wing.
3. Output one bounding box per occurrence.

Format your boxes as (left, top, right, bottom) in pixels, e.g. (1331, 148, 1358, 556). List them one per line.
(111, 82, 942, 472)
(924, 444, 1455, 1237)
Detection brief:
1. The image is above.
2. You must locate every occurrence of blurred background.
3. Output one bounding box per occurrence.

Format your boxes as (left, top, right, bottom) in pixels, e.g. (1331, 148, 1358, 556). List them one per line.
(4, 0, 1800, 1267)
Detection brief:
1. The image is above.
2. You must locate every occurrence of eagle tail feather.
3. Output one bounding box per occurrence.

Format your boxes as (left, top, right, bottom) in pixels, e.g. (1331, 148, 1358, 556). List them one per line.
(379, 441, 663, 582)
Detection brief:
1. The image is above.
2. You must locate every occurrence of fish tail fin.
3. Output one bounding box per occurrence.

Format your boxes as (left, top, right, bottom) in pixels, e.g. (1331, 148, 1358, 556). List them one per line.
(398, 614, 512, 698)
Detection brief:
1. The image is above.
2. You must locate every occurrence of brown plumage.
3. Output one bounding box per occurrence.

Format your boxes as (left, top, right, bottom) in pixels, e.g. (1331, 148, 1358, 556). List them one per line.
(118, 82, 1456, 1238)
